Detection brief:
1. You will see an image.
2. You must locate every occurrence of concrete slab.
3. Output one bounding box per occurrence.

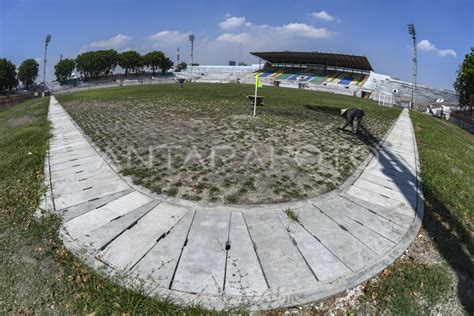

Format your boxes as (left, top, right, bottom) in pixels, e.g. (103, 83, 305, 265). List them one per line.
(296, 205, 375, 271)
(346, 186, 414, 215)
(100, 202, 189, 270)
(358, 172, 416, 193)
(132, 210, 195, 289)
(277, 210, 352, 282)
(63, 191, 152, 239)
(353, 178, 417, 208)
(50, 155, 104, 173)
(79, 200, 161, 250)
(54, 180, 131, 210)
(315, 202, 395, 256)
(225, 212, 268, 296)
(171, 210, 230, 295)
(323, 194, 406, 243)
(340, 194, 414, 228)
(52, 172, 121, 196)
(62, 189, 134, 221)
(244, 211, 317, 291)
(52, 164, 115, 182)
(49, 150, 97, 166)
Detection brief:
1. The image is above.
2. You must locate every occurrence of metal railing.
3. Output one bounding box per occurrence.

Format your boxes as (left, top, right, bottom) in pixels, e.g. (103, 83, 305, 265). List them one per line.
(0, 93, 35, 111)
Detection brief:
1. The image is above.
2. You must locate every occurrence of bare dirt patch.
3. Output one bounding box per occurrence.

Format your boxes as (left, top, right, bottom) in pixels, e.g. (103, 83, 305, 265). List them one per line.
(6, 115, 34, 128)
(60, 84, 397, 204)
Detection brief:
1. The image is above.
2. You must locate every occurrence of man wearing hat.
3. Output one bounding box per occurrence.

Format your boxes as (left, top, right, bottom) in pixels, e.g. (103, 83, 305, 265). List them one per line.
(340, 108, 365, 134)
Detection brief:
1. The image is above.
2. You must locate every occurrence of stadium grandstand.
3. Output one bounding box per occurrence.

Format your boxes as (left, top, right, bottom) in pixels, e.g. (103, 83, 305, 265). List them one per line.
(250, 51, 372, 96)
(177, 50, 458, 110)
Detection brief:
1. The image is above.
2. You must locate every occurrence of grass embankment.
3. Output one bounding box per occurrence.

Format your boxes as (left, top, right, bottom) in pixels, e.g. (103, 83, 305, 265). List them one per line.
(0, 98, 205, 314)
(57, 83, 401, 204)
(361, 111, 473, 314)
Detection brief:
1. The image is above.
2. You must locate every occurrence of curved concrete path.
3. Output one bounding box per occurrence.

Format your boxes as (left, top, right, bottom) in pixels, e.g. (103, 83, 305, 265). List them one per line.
(40, 96, 423, 310)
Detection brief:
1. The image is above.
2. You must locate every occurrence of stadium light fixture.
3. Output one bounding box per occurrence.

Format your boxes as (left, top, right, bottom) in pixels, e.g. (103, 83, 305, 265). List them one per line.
(407, 24, 417, 108)
(43, 34, 52, 94)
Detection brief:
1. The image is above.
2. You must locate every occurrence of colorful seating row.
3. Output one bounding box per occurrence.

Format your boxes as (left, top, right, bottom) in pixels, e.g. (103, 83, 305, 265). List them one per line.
(256, 68, 367, 86)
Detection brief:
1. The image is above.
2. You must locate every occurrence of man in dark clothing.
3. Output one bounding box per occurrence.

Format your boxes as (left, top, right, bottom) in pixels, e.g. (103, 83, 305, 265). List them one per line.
(340, 108, 365, 134)
(178, 78, 185, 88)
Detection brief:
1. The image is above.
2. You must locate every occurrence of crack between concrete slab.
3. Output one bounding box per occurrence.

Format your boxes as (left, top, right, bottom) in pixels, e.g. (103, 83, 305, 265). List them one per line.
(340, 194, 410, 225)
(98, 200, 161, 251)
(222, 211, 232, 292)
(168, 209, 197, 290)
(276, 212, 320, 282)
(314, 204, 378, 256)
(241, 213, 270, 290)
(323, 203, 398, 244)
(297, 208, 354, 273)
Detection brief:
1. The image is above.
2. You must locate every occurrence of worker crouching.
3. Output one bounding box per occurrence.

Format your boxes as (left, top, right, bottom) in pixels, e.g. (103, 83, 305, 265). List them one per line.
(340, 108, 365, 134)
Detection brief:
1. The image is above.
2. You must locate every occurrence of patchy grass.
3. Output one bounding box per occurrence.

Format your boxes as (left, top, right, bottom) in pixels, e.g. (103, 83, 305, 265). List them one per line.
(362, 262, 451, 315)
(57, 83, 401, 204)
(0, 98, 207, 314)
(284, 208, 299, 222)
(358, 111, 474, 315)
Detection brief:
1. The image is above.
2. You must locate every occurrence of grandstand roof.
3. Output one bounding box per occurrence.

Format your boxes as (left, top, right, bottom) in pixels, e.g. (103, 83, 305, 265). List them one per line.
(251, 51, 373, 71)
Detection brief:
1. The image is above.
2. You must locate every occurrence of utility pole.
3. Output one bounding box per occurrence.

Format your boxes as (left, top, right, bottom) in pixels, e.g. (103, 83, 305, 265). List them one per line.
(177, 47, 180, 65)
(43, 34, 52, 94)
(408, 24, 417, 109)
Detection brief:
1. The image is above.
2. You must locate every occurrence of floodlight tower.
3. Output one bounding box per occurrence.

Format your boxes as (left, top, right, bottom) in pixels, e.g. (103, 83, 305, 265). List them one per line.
(408, 24, 417, 108)
(43, 34, 52, 94)
(189, 34, 194, 78)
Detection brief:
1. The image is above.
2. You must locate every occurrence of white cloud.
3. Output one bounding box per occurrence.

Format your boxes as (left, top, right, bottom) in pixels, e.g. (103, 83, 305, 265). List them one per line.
(277, 23, 333, 39)
(216, 32, 250, 43)
(417, 39, 435, 51)
(437, 49, 457, 58)
(218, 16, 250, 30)
(311, 10, 335, 22)
(417, 39, 457, 58)
(89, 34, 132, 50)
(147, 31, 189, 44)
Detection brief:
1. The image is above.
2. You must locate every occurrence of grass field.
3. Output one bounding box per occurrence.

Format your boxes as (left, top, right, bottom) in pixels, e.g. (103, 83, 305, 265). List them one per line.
(57, 83, 401, 204)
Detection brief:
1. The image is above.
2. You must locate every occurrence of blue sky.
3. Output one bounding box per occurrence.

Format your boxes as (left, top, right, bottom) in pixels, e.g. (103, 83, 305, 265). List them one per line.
(1, 0, 472, 89)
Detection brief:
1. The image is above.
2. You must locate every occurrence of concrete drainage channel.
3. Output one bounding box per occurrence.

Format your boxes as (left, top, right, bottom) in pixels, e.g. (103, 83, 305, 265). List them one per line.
(37, 96, 423, 311)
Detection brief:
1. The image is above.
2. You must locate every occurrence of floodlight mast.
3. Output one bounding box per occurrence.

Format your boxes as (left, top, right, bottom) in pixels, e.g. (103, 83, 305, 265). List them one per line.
(408, 24, 417, 109)
(189, 34, 194, 79)
(43, 34, 52, 94)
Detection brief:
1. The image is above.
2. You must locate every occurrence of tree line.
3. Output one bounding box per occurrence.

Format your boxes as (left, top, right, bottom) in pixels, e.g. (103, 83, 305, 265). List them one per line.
(0, 58, 39, 94)
(54, 49, 174, 83)
(1, 49, 175, 94)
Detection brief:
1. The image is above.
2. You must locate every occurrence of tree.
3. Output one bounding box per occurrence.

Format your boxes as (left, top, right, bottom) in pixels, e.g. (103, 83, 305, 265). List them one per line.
(55, 58, 76, 83)
(18, 59, 39, 89)
(76, 51, 95, 79)
(99, 49, 119, 78)
(454, 47, 474, 107)
(118, 51, 143, 76)
(159, 57, 173, 74)
(0, 58, 18, 94)
(75, 50, 118, 80)
(143, 51, 165, 75)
